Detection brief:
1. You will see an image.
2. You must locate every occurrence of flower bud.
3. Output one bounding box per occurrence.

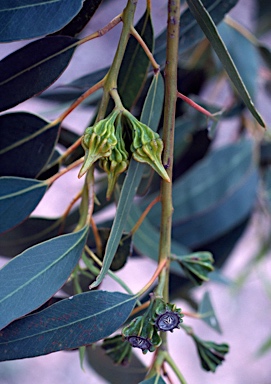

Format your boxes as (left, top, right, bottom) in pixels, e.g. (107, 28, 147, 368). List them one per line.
(99, 115, 129, 199)
(124, 111, 170, 182)
(78, 109, 119, 178)
(122, 315, 162, 354)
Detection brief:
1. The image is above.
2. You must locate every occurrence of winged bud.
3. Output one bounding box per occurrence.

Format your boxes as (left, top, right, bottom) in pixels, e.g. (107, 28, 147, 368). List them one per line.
(101, 335, 132, 366)
(99, 115, 129, 199)
(150, 298, 183, 332)
(191, 335, 229, 372)
(177, 252, 214, 286)
(78, 109, 119, 178)
(122, 315, 162, 354)
(124, 111, 170, 182)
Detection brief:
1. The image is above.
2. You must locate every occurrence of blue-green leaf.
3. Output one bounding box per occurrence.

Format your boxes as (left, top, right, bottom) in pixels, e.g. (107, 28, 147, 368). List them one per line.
(198, 291, 222, 333)
(0, 291, 136, 360)
(139, 375, 166, 384)
(0, 0, 84, 42)
(0, 36, 78, 112)
(0, 112, 60, 178)
(186, 0, 265, 127)
(0, 226, 88, 330)
(0, 177, 47, 234)
(154, 0, 238, 63)
(90, 73, 164, 288)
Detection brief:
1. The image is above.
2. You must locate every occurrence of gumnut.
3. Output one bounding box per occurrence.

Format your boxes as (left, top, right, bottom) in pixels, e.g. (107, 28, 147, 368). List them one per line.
(151, 298, 183, 332)
(99, 114, 129, 199)
(122, 315, 162, 354)
(123, 110, 170, 182)
(78, 109, 119, 178)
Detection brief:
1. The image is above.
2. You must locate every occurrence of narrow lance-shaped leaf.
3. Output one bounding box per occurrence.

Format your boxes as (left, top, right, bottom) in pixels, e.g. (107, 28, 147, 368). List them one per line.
(0, 0, 84, 42)
(0, 177, 47, 234)
(90, 73, 164, 288)
(198, 291, 222, 333)
(0, 226, 88, 330)
(0, 36, 78, 112)
(154, 0, 238, 63)
(186, 0, 265, 127)
(0, 112, 60, 178)
(0, 291, 136, 361)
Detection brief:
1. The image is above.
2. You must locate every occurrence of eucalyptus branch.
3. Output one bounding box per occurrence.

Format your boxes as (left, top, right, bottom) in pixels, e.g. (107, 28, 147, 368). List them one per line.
(45, 157, 83, 186)
(177, 91, 217, 120)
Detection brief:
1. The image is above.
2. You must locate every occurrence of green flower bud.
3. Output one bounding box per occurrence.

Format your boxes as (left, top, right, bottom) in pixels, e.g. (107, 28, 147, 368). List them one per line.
(150, 298, 183, 332)
(191, 335, 229, 372)
(124, 111, 170, 183)
(177, 252, 214, 286)
(99, 115, 129, 199)
(122, 315, 162, 354)
(78, 109, 119, 178)
(101, 335, 132, 366)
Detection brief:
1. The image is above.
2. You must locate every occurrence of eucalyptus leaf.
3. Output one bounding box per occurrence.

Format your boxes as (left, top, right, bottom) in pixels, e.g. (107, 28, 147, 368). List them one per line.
(0, 226, 88, 330)
(198, 291, 222, 333)
(0, 36, 78, 112)
(0, 0, 84, 42)
(0, 177, 47, 234)
(155, 0, 238, 63)
(186, 0, 265, 127)
(0, 291, 136, 360)
(51, 0, 103, 37)
(0, 112, 60, 178)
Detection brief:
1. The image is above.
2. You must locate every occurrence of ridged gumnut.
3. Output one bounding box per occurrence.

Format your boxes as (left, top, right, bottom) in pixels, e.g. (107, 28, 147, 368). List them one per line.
(78, 109, 119, 178)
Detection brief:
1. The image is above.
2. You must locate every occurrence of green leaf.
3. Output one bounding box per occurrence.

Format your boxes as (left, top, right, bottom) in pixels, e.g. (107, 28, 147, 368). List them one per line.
(186, 0, 265, 127)
(51, 0, 103, 37)
(0, 177, 47, 234)
(90, 73, 164, 288)
(118, 8, 154, 109)
(139, 376, 166, 384)
(0, 36, 78, 112)
(0, 112, 60, 178)
(198, 291, 222, 333)
(0, 291, 136, 360)
(0, 226, 88, 330)
(0, 0, 84, 42)
(155, 0, 238, 63)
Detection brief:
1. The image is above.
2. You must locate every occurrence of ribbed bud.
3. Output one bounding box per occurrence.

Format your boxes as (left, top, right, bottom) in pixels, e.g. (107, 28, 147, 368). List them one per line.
(78, 109, 119, 178)
(124, 111, 170, 182)
(99, 115, 129, 199)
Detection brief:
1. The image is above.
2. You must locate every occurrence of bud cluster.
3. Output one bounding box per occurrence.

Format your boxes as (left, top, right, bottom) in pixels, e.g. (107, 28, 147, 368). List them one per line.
(79, 108, 170, 199)
(122, 297, 183, 354)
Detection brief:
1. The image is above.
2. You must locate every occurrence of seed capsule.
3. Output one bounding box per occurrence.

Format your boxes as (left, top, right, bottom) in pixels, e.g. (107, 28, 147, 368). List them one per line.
(78, 109, 119, 178)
